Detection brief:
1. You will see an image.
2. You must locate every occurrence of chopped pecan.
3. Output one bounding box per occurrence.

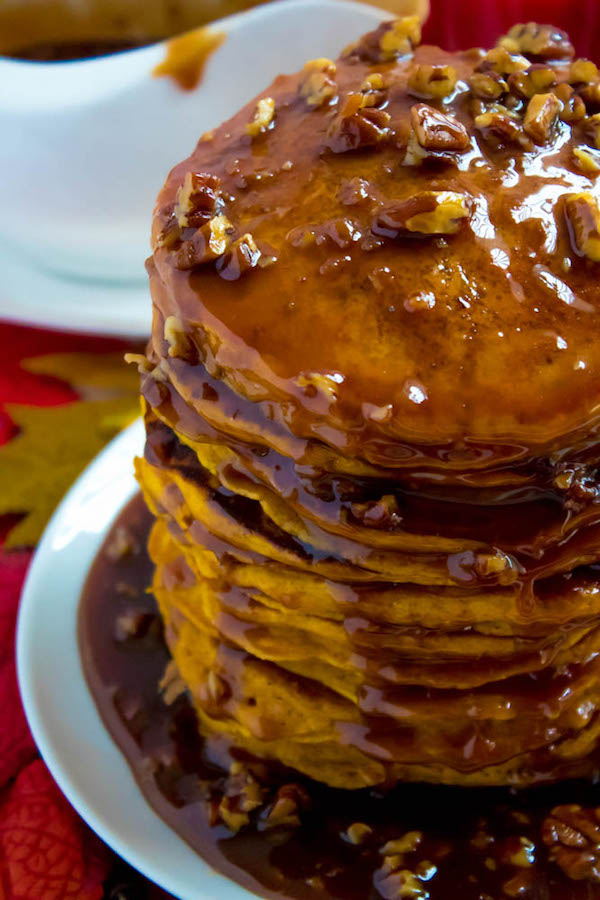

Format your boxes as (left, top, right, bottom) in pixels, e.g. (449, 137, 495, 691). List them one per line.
(554, 83, 586, 123)
(163, 315, 194, 360)
(326, 105, 391, 153)
(570, 58, 599, 85)
(338, 177, 373, 206)
(477, 46, 529, 76)
(296, 371, 344, 403)
(542, 804, 600, 882)
(345, 822, 373, 845)
(553, 465, 598, 510)
(171, 214, 234, 269)
(206, 669, 230, 706)
(260, 783, 311, 830)
(379, 16, 422, 61)
(347, 17, 421, 64)
(373, 191, 469, 237)
(174, 171, 221, 228)
(362, 72, 384, 91)
(565, 193, 600, 261)
(508, 64, 556, 98)
(246, 97, 275, 137)
(380, 832, 423, 855)
(217, 762, 267, 833)
(159, 660, 186, 705)
(411, 103, 470, 151)
(358, 72, 387, 108)
(580, 82, 600, 111)
(298, 58, 337, 108)
(574, 146, 600, 173)
(408, 64, 457, 100)
(469, 71, 509, 100)
(498, 23, 574, 60)
(114, 610, 156, 642)
(105, 524, 137, 560)
(474, 108, 529, 146)
(351, 495, 402, 529)
(584, 113, 600, 148)
(523, 92, 562, 143)
(216, 232, 262, 280)
(374, 856, 436, 900)
(500, 836, 536, 867)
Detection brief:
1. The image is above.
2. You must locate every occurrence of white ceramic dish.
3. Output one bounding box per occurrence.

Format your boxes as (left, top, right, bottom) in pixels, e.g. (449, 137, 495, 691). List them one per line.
(17, 419, 257, 899)
(0, 0, 388, 337)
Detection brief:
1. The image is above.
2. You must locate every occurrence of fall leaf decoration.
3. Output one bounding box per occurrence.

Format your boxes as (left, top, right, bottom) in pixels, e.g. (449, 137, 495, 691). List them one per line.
(0, 760, 110, 900)
(0, 352, 140, 549)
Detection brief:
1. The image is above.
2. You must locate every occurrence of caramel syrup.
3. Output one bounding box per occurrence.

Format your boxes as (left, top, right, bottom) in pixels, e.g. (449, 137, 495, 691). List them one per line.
(79, 493, 600, 900)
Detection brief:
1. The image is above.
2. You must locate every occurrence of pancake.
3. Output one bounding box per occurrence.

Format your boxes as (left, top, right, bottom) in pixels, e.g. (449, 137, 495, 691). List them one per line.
(132, 16, 600, 792)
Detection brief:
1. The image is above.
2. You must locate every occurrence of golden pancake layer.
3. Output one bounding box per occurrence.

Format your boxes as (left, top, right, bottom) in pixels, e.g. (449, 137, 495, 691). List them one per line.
(135, 19, 600, 788)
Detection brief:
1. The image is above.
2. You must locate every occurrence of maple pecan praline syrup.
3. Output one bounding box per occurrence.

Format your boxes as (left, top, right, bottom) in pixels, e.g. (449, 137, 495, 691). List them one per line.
(114, 14, 600, 895)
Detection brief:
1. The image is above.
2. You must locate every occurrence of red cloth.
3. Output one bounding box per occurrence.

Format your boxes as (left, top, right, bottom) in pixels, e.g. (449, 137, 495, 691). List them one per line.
(0, 323, 172, 899)
(422, 0, 600, 58)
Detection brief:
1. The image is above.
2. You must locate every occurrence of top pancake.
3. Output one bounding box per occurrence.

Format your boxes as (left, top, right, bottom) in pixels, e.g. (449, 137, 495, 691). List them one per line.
(149, 20, 600, 463)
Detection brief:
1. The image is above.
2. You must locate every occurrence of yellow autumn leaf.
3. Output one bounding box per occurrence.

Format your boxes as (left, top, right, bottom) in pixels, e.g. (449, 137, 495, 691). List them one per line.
(0, 349, 143, 548)
(22, 351, 140, 399)
(0, 399, 139, 548)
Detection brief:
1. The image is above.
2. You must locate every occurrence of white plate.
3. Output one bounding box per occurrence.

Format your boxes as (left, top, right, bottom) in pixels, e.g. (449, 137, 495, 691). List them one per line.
(0, 0, 388, 337)
(17, 419, 256, 900)
(0, 242, 151, 336)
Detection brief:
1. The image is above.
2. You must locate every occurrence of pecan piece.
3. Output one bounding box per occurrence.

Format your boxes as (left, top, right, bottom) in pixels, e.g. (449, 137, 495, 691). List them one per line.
(523, 92, 562, 143)
(508, 64, 556, 98)
(346, 16, 421, 63)
(477, 46, 529, 76)
(584, 113, 600, 148)
(580, 82, 600, 111)
(474, 108, 528, 146)
(573, 147, 600, 173)
(216, 232, 262, 279)
(298, 58, 337, 108)
(326, 104, 391, 153)
(542, 805, 600, 882)
(345, 823, 374, 845)
(171, 214, 234, 269)
(246, 97, 275, 137)
(498, 23, 574, 60)
(469, 71, 508, 100)
(570, 58, 599, 85)
(565, 192, 600, 261)
(411, 103, 470, 151)
(374, 856, 437, 900)
(408, 64, 457, 99)
(379, 16, 422, 61)
(554, 83, 586, 123)
(351, 495, 402, 529)
(217, 762, 267, 833)
(373, 191, 469, 237)
(174, 171, 221, 229)
(260, 783, 311, 830)
(163, 314, 194, 360)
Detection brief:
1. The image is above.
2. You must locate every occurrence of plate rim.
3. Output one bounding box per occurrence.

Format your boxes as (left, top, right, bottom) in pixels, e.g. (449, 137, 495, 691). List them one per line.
(16, 419, 258, 900)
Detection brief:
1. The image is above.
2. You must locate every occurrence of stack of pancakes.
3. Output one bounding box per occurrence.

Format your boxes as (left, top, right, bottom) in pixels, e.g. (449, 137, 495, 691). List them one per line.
(134, 18, 600, 788)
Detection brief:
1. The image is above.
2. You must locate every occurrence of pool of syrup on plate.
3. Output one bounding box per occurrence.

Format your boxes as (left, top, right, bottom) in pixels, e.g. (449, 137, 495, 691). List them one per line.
(79, 493, 600, 900)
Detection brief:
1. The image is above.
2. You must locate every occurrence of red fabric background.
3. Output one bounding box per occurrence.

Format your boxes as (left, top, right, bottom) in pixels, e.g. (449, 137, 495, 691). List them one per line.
(0, 323, 173, 899)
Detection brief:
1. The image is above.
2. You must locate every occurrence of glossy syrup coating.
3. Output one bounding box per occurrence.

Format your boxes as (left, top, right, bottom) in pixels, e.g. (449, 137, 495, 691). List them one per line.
(150, 19, 600, 462)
